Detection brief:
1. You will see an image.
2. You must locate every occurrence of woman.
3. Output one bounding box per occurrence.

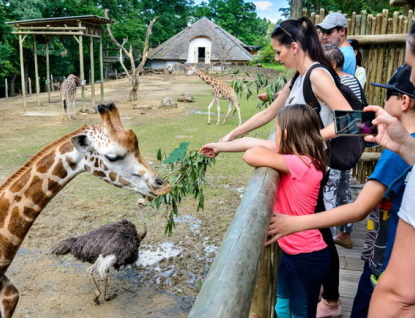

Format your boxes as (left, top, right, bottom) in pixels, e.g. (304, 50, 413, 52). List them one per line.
(208, 17, 354, 317)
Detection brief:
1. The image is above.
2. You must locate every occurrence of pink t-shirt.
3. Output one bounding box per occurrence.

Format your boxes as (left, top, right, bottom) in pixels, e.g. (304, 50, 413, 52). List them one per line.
(275, 154, 327, 255)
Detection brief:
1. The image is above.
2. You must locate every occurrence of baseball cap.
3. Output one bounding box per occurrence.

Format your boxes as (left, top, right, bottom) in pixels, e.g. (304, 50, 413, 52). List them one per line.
(317, 12, 348, 30)
(371, 64, 415, 98)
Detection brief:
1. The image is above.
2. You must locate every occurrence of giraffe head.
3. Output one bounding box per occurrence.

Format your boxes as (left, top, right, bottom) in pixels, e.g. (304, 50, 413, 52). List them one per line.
(186, 65, 197, 76)
(71, 102, 171, 200)
(68, 74, 87, 91)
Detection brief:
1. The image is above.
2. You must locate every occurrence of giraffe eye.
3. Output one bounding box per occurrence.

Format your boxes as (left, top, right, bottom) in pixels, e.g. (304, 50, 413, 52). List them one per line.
(105, 155, 124, 162)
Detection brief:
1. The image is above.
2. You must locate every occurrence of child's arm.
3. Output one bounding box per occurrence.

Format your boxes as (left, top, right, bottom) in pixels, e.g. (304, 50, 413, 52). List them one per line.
(242, 146, 290, 174)
(265, 180, 387, 245)
(200, 137, 275, 158)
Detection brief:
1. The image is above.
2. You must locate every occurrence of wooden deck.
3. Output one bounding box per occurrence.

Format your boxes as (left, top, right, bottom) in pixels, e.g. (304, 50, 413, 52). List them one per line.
(337, 185, 366, 317)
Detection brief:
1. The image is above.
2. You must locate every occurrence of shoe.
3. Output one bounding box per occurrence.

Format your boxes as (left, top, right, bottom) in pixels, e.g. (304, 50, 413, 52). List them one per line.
(316, 298, 342, 318)
(333, 234, 353, 249)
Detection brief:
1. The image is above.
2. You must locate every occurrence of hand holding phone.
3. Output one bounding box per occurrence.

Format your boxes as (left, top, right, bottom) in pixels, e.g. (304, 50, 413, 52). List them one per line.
(333, 110, 378, 136)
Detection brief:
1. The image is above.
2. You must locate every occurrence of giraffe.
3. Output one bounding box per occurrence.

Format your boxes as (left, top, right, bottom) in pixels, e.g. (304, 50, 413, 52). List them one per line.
(0, 102, 171, 317)
(60, 74, 87, 122)
(186, 66, 241, 126)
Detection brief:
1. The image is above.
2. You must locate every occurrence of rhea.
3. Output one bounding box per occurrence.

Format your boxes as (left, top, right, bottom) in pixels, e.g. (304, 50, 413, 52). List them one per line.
(52, 199, 148, 304)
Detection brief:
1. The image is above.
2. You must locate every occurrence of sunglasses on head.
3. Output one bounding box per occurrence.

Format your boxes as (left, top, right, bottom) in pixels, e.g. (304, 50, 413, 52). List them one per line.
(274, 23, 293, 38)
(386, 90, 402, 101)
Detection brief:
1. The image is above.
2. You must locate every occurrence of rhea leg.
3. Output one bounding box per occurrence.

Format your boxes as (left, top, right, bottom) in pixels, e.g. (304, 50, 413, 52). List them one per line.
(0, 275, 19, 318)
(86, 262, 101, 304)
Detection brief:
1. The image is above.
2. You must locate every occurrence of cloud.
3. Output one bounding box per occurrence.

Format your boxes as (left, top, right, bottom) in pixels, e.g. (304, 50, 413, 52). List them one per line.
(253, 1, 274, 11)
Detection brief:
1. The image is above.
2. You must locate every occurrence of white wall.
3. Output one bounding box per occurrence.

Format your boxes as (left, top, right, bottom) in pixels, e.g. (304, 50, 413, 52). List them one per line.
(188, 38, 212, 64)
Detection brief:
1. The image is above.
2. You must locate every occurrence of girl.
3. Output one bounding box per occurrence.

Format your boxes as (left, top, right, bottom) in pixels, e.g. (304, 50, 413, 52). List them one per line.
(201, 104, 330, 317)
(203, 16, 353, 316)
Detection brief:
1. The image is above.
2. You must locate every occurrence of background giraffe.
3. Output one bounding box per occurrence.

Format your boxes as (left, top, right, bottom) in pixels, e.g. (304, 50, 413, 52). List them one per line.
(0, 102, 171, 317)
(186, 66, 241, 126)
(60, 74, 87, 122)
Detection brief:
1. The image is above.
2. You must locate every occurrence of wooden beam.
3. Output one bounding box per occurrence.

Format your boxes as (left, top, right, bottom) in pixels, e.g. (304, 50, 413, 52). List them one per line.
(79, 21, 85, 112)
(188, 165, 279, 317)
(90, 37, 95, 108)
(19, 34, 26, 110)
(32, 35, 40, 106)
(349, 33, 407, 45)
(99, 36, 104, 102)
(14, 26, 87, 30)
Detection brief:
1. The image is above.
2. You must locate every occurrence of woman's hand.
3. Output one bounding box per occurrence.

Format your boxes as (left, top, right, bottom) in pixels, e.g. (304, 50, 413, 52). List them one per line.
(265, 213, 297, 246)
(200, 143, 220, 158)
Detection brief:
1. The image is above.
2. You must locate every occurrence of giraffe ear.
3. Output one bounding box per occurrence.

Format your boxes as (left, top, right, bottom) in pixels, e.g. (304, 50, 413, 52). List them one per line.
(71, 135, 92, 152)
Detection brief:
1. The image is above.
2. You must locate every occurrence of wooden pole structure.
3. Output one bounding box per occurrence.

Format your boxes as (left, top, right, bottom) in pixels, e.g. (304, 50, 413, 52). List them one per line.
(18, 33, 26, 110)
(5, 79, 8, 100)
(99, 35, 104, 102)
(46, 40, 51, 103)
(90, 37, 95, 108)
(79, 21, 85, 112)
(188, 166, 279, 318)
(32, 35, 40, 106)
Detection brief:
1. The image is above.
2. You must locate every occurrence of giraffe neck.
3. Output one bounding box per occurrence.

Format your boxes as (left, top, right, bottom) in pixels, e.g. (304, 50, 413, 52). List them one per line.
(0, 128, 88, 273)
(196, 70, 217, 86)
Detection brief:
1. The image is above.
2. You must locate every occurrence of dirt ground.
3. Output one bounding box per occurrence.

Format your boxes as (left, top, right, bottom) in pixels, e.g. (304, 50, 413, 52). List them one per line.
(0, 74, 250, 317)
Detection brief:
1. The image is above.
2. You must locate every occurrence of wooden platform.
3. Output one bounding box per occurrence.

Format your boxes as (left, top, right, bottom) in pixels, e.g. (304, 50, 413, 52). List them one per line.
(337, 186, 367, 317)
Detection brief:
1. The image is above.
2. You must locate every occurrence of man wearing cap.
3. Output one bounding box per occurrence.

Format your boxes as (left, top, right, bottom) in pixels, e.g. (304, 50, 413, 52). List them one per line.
(317, 12, 356, 75)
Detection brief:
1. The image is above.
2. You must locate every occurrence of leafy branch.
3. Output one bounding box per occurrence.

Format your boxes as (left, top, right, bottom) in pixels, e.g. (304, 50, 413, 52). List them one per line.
(151, 142, 216, 236)
(232, 72, 288, 108)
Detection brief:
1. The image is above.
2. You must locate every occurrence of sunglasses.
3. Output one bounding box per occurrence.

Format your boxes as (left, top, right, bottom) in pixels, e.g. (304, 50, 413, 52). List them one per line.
(385, 90, 402, 101)
(274, 23, 293, 38)
(319, 28, 336, 35)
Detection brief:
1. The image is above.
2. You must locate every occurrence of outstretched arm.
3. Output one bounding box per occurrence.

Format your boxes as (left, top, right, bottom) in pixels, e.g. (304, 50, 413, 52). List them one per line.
(200, 137, 275, 158)
(265, 180, 386, 245)
(219, 82, 291, 142)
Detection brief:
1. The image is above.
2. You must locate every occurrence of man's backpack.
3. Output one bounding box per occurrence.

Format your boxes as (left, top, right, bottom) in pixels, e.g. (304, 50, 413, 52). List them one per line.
(293, 63, 367, 170)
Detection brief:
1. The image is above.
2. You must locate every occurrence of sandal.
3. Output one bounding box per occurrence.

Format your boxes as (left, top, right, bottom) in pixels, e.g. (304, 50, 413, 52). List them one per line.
(333, 234, 353, 249)
(316, 298, 342, 318)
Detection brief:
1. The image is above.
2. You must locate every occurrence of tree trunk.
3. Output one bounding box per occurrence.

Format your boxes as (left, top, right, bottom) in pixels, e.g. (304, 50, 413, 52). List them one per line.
(291, 0, 302, 19)
(10, 74, 17, 97)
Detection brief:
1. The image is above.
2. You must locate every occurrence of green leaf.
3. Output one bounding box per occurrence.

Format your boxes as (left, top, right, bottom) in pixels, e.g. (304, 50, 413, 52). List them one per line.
(163, 141, 190, 164)
(156, 148, 162, 161)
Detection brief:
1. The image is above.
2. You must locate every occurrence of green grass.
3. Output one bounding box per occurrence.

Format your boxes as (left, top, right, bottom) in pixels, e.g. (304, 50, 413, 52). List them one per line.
(260, 63, 286, 71)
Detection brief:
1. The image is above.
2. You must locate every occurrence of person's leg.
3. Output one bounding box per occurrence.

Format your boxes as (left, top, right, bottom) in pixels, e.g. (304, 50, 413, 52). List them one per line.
(290, 249, 330, 318)
(275, 252, 291, 318)
(351, 262, 375, 318)
(316, 173, 342, 316)
(334, 170, 354, 248)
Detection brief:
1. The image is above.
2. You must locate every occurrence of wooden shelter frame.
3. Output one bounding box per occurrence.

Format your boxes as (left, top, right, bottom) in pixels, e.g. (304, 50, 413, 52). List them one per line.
(6, 15, 114, 111)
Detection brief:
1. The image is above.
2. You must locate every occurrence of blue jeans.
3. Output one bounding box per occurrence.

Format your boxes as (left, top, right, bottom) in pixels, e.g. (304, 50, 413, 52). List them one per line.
(351, 262, 374, 318)
(276, 248, 330, 318)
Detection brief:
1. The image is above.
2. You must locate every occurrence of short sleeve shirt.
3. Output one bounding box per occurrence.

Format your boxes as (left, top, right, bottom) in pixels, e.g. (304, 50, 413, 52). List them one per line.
(340, 46, 357, 75)
(275, 155, 327, 255)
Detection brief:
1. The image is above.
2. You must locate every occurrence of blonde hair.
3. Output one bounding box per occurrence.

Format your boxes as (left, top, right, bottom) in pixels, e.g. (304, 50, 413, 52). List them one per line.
(277, 104, 328, 172)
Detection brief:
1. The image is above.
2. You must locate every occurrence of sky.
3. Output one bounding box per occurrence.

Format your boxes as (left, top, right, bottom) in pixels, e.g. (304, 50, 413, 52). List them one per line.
(193, 0, 289, 24)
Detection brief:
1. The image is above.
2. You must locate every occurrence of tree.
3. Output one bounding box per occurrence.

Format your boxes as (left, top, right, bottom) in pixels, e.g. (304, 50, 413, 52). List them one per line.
(105, 9, 156, 101)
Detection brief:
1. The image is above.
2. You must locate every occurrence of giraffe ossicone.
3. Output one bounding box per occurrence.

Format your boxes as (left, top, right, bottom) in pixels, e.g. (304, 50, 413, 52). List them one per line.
(186, 66, 241, 126)
(0, 102, 171, 317)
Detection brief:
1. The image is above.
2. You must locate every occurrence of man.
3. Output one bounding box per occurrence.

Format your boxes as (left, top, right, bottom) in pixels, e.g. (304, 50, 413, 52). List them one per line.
(317, 12, 356, 75)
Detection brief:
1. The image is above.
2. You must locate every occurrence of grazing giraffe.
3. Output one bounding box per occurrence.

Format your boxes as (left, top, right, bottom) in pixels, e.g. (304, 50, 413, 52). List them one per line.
(0, 102, 171, 317)
(60, 74, 87, 122)
(186, 66, 241, 126)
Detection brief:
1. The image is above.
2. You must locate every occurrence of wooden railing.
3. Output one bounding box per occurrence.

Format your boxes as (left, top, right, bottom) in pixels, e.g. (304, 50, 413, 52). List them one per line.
(188, 165, 280, 318)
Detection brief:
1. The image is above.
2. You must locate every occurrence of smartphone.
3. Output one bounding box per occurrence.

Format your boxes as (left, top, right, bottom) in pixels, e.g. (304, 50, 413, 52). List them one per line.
(333, 110, 378, 136)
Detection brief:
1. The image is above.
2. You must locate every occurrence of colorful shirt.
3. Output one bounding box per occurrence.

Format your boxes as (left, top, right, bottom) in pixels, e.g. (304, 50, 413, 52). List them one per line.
(275, 154, 327, 255)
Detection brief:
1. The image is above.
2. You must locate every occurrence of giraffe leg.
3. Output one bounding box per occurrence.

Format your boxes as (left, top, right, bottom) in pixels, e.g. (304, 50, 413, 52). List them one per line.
(207, 98, 216, 125)
(222, 100, 233, 125)
(63, 99, 72, 122)
(234, 101, 242, 126)
(71, 100, 76, 120)
(86, 262, 101, 304)
(215, 98, 221, 125)
(0, 275, 19, 318)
